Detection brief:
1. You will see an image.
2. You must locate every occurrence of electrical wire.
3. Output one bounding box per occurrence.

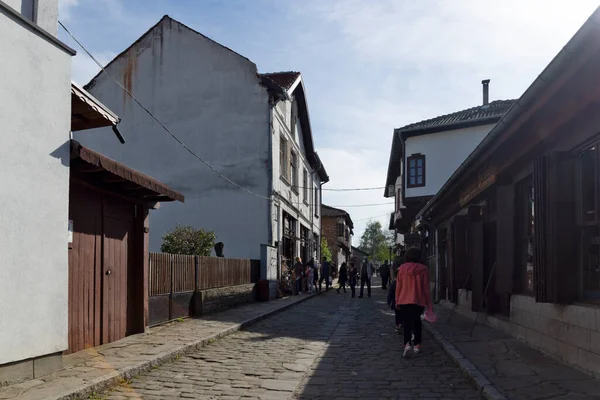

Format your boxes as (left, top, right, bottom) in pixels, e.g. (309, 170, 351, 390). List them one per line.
(59, 22, 390, 206)
(59, 20, 271, 201)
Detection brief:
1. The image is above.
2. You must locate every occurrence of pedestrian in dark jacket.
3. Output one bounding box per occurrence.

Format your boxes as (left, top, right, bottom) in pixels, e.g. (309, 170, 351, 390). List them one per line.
(380, 261, 391, 290)
(293, 257, 304, 295)
(348, 259, 358, 297)
(387, 279, 402, 332)
(337, 262, 348, 293)
(319, 256, 331, 291)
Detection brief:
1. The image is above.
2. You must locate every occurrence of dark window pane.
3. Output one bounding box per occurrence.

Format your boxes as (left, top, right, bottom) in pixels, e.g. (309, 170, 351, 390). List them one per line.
(409, 159, 416, 168)
(581, 147, 596, 222)
(417, 166, 423, 175)
(582, 225, 600, 293)
(417, 176, 423, 185)
(409, 177, 415, 185)
(409, 167, 415, 176)
(417, 158, 423, 167)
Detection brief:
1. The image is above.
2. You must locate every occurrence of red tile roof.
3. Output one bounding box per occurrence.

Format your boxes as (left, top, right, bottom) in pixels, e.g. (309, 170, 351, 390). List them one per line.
(259, 71, 301, 91)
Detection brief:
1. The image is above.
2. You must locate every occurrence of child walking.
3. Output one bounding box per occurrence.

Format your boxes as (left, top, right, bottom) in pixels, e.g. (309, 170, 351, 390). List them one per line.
(395, 247, 433, 357)
(306, 263, 315, 293)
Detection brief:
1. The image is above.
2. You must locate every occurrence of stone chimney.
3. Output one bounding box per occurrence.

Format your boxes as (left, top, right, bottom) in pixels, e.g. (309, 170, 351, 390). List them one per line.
(482, 79, 490, 106)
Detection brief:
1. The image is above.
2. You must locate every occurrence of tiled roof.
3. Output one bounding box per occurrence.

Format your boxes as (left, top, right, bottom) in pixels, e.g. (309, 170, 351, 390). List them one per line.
(259, 71, 300, 91)
(398, 100, 516, 132)
(322, 204, 354, 229)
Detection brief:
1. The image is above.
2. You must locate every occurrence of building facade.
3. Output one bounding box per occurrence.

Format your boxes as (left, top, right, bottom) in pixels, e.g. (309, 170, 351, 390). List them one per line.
(418, 7, 600, 376)
(0, 0, 75, 380)
(76, 16, 327, 270)
(321, 205, 354, 270)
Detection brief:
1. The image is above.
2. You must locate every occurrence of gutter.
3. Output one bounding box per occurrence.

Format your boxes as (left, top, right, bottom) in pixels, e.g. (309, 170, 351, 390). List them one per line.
(417, 7, 600, 221)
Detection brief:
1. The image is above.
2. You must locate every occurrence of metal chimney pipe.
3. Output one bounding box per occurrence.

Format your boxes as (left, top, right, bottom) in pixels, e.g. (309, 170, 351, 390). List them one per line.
(482, 79, 490, 105)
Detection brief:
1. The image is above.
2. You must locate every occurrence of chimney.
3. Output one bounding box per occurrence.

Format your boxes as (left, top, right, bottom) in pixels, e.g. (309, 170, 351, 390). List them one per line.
(482, 79, 490, 106)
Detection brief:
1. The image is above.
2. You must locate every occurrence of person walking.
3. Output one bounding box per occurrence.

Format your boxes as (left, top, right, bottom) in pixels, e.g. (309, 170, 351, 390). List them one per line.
(311, 258, 319, 291)
(337, 262, 348, 293)
(387, 278, 402, 333)
(306, 263, 315, 293)
(358, 258, 372, 298)
(319, 256, 331, 291)
(379, 260, 391, 290)
(293, 257, 304, 296)
(395, 247, 433, 357)
(348, 259, 358, 297)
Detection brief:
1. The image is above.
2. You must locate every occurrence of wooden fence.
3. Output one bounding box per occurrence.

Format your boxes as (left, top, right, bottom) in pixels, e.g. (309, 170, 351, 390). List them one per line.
(148, 253, 260, 326)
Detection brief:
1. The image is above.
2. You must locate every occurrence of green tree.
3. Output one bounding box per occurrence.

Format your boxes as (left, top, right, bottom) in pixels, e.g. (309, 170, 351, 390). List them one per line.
(161, 225, 216, 256)
(321, 236, 332, 261)
(359, 220, 394, 262)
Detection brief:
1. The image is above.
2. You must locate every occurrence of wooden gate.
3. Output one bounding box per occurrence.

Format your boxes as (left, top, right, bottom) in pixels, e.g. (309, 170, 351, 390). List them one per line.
(68, 184, 138, 354)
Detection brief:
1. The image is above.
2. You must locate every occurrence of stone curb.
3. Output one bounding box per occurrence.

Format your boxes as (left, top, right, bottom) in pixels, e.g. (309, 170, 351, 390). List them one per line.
(55, 292, 322, 400)
(423, 322, 507, 400)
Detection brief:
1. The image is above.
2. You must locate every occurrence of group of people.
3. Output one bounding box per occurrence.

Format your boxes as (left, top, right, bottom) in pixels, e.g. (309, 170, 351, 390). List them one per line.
(334, 257, 375, 298)
(291, 256, 333, 295)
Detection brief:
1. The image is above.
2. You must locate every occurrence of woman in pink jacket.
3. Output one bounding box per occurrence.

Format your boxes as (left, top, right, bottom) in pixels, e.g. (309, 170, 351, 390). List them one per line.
(395, 247, 433, 357)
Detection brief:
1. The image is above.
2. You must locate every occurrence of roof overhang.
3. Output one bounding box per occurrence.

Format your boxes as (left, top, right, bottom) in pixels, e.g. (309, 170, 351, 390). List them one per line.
(71, 83, 119, 131)
(70, 140, 184, 203)
(418, 6, 600, 223)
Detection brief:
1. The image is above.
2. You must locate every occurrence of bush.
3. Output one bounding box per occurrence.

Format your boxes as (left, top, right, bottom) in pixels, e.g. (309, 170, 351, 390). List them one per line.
(160, 225, 216, 256)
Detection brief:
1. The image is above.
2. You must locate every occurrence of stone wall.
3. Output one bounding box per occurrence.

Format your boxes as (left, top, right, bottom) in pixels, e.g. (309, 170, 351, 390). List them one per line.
(194, 284, 256, 316)
(443, 291, 600, 377)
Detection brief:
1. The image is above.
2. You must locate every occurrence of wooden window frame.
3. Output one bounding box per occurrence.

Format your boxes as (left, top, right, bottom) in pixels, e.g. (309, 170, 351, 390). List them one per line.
(407, 154, 426, 188)
(280, 137, 289, 184)
(290, 151, 299, 192)
(314, 186, 319, 218)
(302, 169, 308, 204)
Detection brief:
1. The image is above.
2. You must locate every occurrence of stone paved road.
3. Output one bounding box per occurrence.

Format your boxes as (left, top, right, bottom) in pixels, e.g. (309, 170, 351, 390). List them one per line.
(101, 279, 482, 399)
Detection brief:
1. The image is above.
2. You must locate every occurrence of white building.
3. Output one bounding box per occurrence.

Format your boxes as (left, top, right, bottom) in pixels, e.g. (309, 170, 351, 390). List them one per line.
(384, 81, 515, 241)
(76, 16, 328, 273)
(0, 0, 75, 381)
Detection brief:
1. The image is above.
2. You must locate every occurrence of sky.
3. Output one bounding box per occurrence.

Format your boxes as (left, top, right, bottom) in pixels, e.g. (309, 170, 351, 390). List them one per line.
(58, 0, 599, 241)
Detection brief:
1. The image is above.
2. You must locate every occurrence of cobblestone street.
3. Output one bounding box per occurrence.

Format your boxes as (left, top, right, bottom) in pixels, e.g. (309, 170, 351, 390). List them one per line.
(99, 278, 481, 400)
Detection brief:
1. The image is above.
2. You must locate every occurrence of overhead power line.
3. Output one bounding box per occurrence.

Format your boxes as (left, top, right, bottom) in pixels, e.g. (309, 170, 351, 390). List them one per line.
(59, 21, 271, 201)
(59, 22, 390, 206)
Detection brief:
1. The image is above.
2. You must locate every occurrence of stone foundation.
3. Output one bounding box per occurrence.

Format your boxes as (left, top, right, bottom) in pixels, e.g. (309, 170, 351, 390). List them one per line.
(193, 283, 256, 316)
(0, 352, 62, 386)
(443, 291, 600, 377)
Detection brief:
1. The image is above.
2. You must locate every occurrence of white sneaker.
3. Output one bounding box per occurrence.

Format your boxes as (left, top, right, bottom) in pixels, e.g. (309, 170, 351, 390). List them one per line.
(413, 344, 421, 354)
(403, 344, 412, 358)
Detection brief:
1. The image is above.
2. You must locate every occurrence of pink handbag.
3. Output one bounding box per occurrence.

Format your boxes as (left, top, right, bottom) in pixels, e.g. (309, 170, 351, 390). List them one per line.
(424, 308, 437, 323)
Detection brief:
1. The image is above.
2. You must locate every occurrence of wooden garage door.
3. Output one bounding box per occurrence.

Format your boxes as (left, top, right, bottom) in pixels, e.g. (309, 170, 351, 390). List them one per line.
(68, 185, 136, 353)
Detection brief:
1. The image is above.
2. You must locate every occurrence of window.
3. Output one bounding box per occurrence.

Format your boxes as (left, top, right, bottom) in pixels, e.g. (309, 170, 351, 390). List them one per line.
(280, 137, 288, 181)
(516, 178, 535, 293)
(303, 169, 308, 203)
(578, 145, 600, 296)
(291, 151, 298, 189)
(337, 222, 345, 238)
(314, 186, 319, 217)
(407, 154, 425, 188)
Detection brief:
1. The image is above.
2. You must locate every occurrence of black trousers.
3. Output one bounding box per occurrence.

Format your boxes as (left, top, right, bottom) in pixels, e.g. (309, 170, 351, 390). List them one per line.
(337, 280, 347, 292)
(381, 275, 389, 289)
(394, 308, 403, 326)
(359, 277, 371, 297)
(350, 283, 356, 297)
(398, 304, 424, 346)
(319, 275, 330, 291)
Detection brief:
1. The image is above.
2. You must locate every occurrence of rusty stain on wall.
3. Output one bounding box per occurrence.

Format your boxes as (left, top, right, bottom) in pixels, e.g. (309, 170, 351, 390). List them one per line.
(121, 52, 138, 107)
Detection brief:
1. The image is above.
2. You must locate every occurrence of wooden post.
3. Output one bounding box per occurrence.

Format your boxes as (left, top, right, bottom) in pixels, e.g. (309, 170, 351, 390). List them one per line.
(194, 255, 199, 292)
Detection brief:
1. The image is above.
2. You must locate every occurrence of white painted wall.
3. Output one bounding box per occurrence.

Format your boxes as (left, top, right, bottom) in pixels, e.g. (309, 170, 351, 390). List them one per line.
(77, 18, 270, 260)
(404, 124, 495, 198)
(271, 93, 321, 259)
(0, 2, 72, 364)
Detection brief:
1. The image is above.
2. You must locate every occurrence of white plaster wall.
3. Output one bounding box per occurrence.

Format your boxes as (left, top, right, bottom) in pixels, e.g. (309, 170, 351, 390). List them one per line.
(404, 124, 495, 198)
(77, 18, 270, 260)
(0, 8, 71, 364)
(271, 94, 321, 257)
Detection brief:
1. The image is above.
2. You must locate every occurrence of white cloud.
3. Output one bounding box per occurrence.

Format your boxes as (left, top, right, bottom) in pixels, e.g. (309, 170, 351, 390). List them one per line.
(58, 0, 79, 22)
